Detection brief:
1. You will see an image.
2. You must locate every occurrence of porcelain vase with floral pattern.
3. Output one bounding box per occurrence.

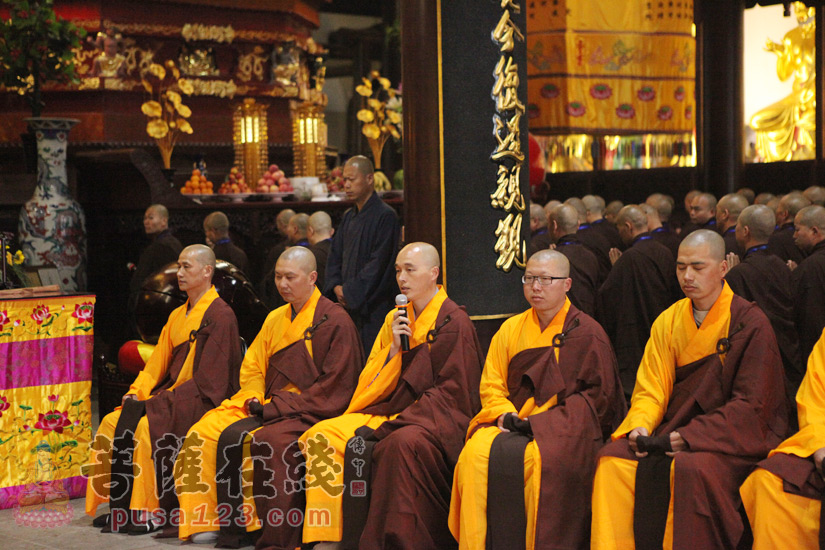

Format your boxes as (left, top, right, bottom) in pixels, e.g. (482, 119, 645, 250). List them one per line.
(18, 118, 86, 291)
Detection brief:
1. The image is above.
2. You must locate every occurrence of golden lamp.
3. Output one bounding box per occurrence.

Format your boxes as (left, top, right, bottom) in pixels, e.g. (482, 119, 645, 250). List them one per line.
(292, 102, 327, 178)
(232, 98, 269, 189)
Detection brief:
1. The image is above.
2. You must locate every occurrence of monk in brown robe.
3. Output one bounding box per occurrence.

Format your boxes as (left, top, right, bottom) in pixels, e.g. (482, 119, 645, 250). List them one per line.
(726, 204, 802, 405)
(85, 245, 243, 534)
(596, 205, 679, 400)
(300, 242, 483, 550)
(643, 197, 680, 257)
(583, 194, 623, 251)
(791, 205, 825, 371)
(591, 230, 789, 550)
(527, 203, 552, 257)
(769, 192, 811, 265)
(449, 250, 625, 550)
(567, 196, 613, 279)
(716, 193, 747, 258)
(548, 204, 601, 316)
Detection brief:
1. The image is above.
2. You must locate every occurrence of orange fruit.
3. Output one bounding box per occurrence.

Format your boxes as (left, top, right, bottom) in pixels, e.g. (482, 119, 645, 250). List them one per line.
(192, 169, 201, 177)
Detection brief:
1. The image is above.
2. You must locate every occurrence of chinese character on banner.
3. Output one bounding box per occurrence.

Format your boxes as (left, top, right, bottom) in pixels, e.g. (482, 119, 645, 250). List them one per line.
(490, 1, 527, 272)
(175, 432, 209, 495)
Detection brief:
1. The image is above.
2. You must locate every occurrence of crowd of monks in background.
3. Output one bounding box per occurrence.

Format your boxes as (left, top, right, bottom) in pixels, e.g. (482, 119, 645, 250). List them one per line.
(87, 167, 825, 550)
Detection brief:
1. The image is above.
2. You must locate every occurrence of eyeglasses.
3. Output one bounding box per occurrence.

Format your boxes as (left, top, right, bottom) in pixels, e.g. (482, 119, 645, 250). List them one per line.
(522, 275, 567, 286)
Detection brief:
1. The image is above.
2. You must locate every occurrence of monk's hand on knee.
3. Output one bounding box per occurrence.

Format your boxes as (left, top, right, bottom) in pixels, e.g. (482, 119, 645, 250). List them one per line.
(665, 431, 688, 456)
(496, 413, 514, 432)
(121, 393, 137, 406)
(813, 447, 825, 477)
(628, 427, 649, 458)
(244, 397, 262, 417)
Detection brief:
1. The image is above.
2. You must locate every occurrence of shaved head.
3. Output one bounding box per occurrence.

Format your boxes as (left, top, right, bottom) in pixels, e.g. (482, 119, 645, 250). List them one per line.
(737, 187, 756, 205)
(148, 204, 169, 220)
(617, 205, 648, 230)
(796, 205, 825, 230)
(738, 204, 776, 243)
(696, 192, 718, 210)
(278, 245, 317, 274)
(309, 211, 332, 234)
(604, 200, 624, 223)
(398, 242, 440, 269)
(755, 192, 775, 205)
(345, 155, 375, 177)
(288, 213, 310, 238)
(276, 209, 296, 234)
(550, 204, 579, 236)
(684, 189, 701, 208)
(564, 197, 587, 224)
(204, 211, 230, 235)
(544, 200, 561, 219)
(640, 203, 660, 229)
(646, 194, 673, 222)
(527, 249, 570, 278)
(182, 244, 216, 270)
(804, 185, 825, 206)
(582, 195, 605, 215)
(679, 229, 726, 262)
(530, 203, 547, 227)
(780, 192, 812, 218)
(718, 194, 748, 219)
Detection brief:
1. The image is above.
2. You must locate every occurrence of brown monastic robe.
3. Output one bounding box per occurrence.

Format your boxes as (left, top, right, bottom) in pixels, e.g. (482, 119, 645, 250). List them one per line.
(599, 296, 789, 550)
(352, 298, 483, 550)
(768, 223, 806, 265)
(792, 240, 825, 366)
(251, 297, 364, 550)
(595, 234, 679, 398)
(498, 306, 626, 549)
(555, 233, 601, 317)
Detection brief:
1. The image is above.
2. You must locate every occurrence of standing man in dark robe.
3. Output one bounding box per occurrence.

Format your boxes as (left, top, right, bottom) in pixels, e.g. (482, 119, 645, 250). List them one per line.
(528, 203, 552, 257)
(682, 191, 718, 238)
(203, 211, 250, 274)
(591, 230, 789, 550)
(171, 247, 363, 548)
(86, 245, 243, 534)
(128, 204, 183, 338)
(548, 204, 601, 316)
(716, 193, 747, 258)
(726, 204, 803, 401)
(324, 155, 400, 352)
(308, 211, 334, 291)
(448, 250, 625, 550)
(584, 194, 624, 250)
(302, 242, 483, 550)
(769, 192, 811, 265)
(791, 205, 825, 370)
(596, 205, 679, 400)
(566, 197, 612, 282)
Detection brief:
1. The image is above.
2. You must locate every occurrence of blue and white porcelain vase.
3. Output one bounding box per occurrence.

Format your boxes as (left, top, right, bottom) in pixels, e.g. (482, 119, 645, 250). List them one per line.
(18, 118, 86, 291)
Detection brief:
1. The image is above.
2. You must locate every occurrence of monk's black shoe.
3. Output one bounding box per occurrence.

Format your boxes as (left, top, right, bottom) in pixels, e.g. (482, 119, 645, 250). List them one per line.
(92, 513, 110, 528)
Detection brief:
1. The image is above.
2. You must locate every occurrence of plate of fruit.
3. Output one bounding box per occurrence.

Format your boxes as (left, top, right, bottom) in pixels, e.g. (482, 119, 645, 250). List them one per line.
(256, 164, 294, 194)
(180, 169, 215, 196)
(217, 167, 251, 195)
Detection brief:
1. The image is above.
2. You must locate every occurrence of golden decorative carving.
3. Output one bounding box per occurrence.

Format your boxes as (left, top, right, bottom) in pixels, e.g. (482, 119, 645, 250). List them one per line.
(189, 79, 238, 98)
(490, 0, 527, 272)
(70, 47, 98, 77)
(179, 46, 219, 77)
(181, 23, 235, 43)
(237, 46, 268, 82)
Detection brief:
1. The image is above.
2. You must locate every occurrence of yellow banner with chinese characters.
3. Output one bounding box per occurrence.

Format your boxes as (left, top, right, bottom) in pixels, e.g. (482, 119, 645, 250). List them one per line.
(527, 0, 695, 134)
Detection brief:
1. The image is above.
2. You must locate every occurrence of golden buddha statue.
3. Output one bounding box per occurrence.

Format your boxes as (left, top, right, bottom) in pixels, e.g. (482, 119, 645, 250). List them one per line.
(91, 32, 126, 79)
(750, 2, 815, 162)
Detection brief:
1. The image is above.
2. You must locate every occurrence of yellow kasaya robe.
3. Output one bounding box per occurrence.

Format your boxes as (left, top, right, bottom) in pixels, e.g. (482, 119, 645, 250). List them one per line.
(591, 284, 736, 550)
(174, 287, 322, 539)
(300, 287, 448, 543)
(85, 286, 222, 517)
(740, 327, 825, 550)
(448, 300, 569, 550)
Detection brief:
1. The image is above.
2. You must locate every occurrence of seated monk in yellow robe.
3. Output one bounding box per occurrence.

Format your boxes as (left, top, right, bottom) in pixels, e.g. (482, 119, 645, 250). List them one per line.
(84, 245, 243, 534)
(591, 230, 789, 550)
(448, 250, 626, 550)
(740, 327, 825, 550)
(299, 242, 483, 550)
(171, 247, 363, 547)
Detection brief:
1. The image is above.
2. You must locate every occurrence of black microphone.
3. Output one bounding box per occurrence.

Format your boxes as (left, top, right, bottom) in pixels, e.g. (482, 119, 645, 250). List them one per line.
(395, 293, 410, 352)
